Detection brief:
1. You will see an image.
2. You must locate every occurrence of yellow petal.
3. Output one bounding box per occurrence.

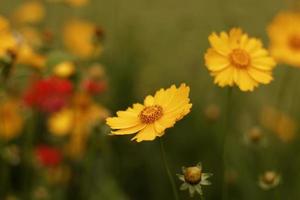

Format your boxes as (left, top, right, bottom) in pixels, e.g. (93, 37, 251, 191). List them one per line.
(213, 67, 235, 87)
(163, 83, 190, 112)
(111, 123, 146, 135)
(144, 95, 155, 106)
(234, 69, 258, 91)
(106, 104, 144, 129)
(248, 67, 273, 84)
(154, 85, 177, 106)
(252, 57, 276, 71)
(131, 124, 157, 142)
(208, 32, 231, 55)
(205, 48, 230, 72)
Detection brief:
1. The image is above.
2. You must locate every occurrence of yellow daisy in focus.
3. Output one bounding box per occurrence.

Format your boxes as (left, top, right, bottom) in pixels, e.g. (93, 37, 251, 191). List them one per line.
(63, 19, 102, 59)
(106, 84, 192, 142)
(268, 12, 300, 67)
(205, 28, 276, 91)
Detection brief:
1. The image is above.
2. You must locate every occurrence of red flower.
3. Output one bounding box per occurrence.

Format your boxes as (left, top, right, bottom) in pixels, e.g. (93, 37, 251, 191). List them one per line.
(35, 145, 62, 167)
(82, 79, 107, 95)
(24, 77, 73, 113)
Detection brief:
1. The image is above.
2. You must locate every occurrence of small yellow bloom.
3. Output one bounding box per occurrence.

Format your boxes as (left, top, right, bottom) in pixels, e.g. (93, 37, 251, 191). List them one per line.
(205, 28, 276, 91)
(12, 1, 45, 24)
(63, 19, 102, 59)
(258, 171, 281, 190)
(260, 106, 296, 142)
(268, 12, 300, 67)
(53, 61, 75, 78)
(48, 109, 74, 136)
(0, 100, 24, 141)
(106, 84, 192, 142)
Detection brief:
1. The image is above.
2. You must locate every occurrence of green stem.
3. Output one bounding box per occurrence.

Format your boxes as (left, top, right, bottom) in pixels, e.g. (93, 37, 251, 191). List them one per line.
(200, 194, 206, 200)
(276, 68, 291, 109)
(159, 138, 179, 200)
(221, 88, 233, 200)
(274, 189, 281, 200)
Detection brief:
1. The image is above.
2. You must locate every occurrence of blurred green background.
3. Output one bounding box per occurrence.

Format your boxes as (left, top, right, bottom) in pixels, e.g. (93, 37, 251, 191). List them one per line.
(3, 0, 300, 199)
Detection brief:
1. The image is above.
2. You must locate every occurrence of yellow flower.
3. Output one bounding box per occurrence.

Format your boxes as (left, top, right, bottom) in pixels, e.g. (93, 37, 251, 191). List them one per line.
(12, 1, 45, 24)
(268, 12, 300, 67)
(260, 106, 296, 143)
(53, 61, 75, 78)
(0, 100, 24, 141)
(63, 19, 102, 59)
(106, 84, 192, 142)
(48, 93, 109, 158)
(48, 109, 74, 136)
(0, 31, 17, 59)
(16, 43, 46, 69)
(204, 28, 276, 91)
(0, 16, 10, 33)
(18, 27, 43, 49)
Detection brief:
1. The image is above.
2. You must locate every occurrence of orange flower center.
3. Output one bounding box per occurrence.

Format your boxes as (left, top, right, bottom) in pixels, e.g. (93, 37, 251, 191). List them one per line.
(229, 49, 250, 68)
(184, 167, 202, 185)
(139, 105, 163, 124)
(289, 35, 300, 51)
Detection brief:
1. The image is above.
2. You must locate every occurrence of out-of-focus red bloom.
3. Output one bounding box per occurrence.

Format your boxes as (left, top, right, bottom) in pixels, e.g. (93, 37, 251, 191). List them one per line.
(82, 79, 107, 95)
(23, 77, 73, 113)
(35, 145, 62, 167)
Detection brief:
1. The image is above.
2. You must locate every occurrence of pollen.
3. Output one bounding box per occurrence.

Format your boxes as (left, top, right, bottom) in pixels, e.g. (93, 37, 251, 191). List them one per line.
(139, 105, 163, 124)
(229, 49, 250, 68)
(289, 35, 300, 51)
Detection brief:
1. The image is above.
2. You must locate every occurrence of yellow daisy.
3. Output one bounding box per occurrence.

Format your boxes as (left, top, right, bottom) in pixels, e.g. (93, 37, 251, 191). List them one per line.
(12, 1, 45, 24)
(63, 19, 102, 59)
(205, 28, 276, 92)
(106, 84, 192, 142)
(268, 12, 300, 67)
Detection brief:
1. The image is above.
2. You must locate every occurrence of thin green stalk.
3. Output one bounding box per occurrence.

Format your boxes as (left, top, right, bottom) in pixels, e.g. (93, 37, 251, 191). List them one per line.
(273, 189, 281, 200)
(159, 138, 179, 200)
(221, 87, 233, 200)
(200, 194, 206, 200)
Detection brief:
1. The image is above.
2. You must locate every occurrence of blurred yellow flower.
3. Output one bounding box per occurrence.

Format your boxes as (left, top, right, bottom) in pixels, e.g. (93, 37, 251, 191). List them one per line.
(0, 100, 23, 141)
(48, 109, 74, 136)
(19, 27, 43, 49)
(65, 0, 89, 7)
(0, 31, 17, 60)
(16, 43, 46, 69)
(12, 1, 45, 24)
(48, 93, 109, 158)
(268, 12, 300, 67)
(63, 19, 102, 59)
(106, 83, 192, 142)
(205, 28, 276, 91)
(0, 16, 10, 32)
(260, 106, 296, 142)
(53, 61, 75, 78)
